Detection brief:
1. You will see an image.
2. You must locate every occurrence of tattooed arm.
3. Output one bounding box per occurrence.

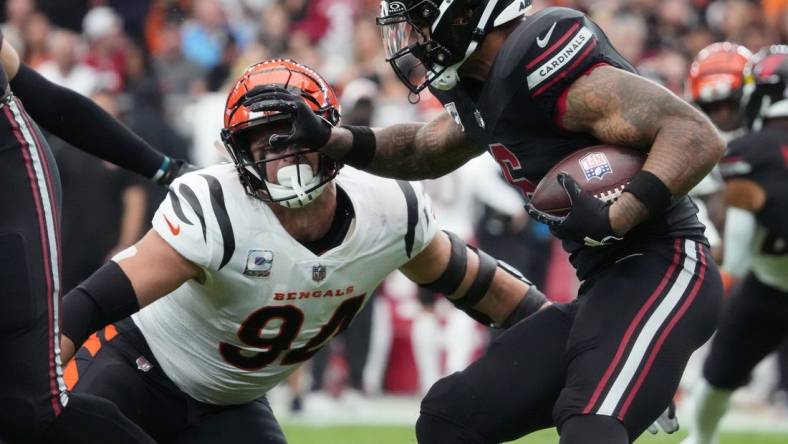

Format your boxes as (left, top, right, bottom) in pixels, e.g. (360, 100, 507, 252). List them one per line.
(560, 66, 726, 234)
(322, 112, 485, 180)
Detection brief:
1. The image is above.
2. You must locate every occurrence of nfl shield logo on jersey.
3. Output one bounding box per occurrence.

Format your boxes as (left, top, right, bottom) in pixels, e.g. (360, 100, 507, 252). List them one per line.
(244, 249, 274, 277)
(312, 264, 326, 282)
(579, 152, 613, 181)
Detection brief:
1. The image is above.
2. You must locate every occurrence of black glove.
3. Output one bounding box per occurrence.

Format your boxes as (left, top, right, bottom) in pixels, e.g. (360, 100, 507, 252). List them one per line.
(156, 157, 198, 186)
(244, 86, 332, 151)
(525, 173, 623, 247)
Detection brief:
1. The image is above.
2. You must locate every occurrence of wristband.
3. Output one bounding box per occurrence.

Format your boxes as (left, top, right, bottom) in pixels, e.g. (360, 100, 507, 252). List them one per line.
(62, 261, 140, 347)
(341, 125, 376, 169)
(623, 171, 672, 216)
(152, 156, 171, 183)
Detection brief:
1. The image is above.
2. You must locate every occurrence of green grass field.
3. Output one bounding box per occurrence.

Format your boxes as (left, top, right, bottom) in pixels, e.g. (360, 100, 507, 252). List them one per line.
(281, 425, 788, 444)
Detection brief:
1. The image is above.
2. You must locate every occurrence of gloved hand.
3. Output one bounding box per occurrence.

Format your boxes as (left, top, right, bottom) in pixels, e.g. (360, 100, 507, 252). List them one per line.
(525, 173, 623, 247)
(647, 401, 679, 434)
(244, 85, 333, 151)
(156, 157, 198, 186)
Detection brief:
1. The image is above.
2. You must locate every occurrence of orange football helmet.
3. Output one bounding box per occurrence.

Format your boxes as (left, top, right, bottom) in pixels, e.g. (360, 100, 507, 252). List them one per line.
(221, 59, 342, 207)
(687, 42, 752, 106)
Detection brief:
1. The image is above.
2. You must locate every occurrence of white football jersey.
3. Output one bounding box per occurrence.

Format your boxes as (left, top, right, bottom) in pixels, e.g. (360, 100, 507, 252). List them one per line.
(133, 164, 437, 405)
(751, 225, 788, 291)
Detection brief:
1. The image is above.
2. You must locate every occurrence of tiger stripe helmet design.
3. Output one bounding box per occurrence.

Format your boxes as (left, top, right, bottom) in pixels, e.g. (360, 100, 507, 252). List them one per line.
(687, 42, 752, 106)
(221, 59, 342, 208)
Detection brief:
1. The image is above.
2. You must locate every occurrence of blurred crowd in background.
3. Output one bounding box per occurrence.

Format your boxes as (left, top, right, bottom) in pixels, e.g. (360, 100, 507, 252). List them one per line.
(3, 0, 786, 409)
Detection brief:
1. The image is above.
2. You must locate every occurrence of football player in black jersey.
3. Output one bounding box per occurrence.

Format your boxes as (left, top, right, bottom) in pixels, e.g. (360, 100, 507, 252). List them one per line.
(258, 2, 725, 443)
(0, 28, 192, 443)
(681, 45, 788, 444)
(684, 42, 753, 262)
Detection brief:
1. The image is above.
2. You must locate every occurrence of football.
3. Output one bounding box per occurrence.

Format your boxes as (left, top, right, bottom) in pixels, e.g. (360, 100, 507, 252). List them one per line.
(530, 145, 646, 216)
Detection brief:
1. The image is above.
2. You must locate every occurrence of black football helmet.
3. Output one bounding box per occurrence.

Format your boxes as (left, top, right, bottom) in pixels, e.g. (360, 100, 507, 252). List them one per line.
(743, 45, 788, 130)
(376, 0, 532, 95)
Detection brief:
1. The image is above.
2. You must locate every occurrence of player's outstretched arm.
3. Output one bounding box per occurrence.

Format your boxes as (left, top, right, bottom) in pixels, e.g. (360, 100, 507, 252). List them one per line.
(0, 37, 190, 185)
(324, 112, 486, 180)
(253, 89, 485, 180)
(560, 66, 726, 234)
(400, 230, 550, 328)
(60, 230, 202, 364)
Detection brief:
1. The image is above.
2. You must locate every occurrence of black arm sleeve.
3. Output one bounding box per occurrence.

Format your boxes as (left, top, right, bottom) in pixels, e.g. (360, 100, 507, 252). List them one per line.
(10, 64, 165, 179)
(61, 261, 141, 348)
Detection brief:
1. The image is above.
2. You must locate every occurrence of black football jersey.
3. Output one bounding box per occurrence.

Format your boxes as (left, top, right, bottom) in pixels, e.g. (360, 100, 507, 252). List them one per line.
(429, 7, 705, 278)
(721, 125, 788, 243)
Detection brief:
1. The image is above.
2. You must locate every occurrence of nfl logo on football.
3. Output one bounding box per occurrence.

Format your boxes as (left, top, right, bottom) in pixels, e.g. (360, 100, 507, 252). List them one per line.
(579, 152, 613, 181)
(312, 264, 326, 282)
(244, 249, 274, 277)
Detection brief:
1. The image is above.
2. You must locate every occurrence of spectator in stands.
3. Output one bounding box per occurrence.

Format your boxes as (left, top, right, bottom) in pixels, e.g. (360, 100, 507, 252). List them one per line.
(1, 0, 34, 52)
(37, 28, 99, 96)
(182, 0, 233, 70)
(83, 6, 127, 92)
(20, 12, 51, 67)
(153, 16, 202, 97)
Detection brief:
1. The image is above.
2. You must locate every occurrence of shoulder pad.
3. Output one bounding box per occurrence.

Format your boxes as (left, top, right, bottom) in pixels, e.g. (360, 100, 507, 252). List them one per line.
(496, 7, 588, 79)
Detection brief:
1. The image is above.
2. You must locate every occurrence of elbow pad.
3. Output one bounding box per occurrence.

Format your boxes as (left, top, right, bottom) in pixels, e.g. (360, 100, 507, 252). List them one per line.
(61, 261, 140, 348)
(419, 231, 503, 327)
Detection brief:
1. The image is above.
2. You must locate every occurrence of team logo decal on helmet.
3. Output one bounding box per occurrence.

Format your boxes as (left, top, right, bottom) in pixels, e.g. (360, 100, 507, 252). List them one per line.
(743, 45, 788, 130)
(376, 0, 532, 97)
(221, 59, 342, 208)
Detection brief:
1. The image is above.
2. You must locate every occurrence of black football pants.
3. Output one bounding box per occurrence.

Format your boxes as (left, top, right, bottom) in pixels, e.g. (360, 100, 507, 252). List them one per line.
(70, 319, 287, 443)
(417, 238, 722, 443)
(0, 96, 153, 444)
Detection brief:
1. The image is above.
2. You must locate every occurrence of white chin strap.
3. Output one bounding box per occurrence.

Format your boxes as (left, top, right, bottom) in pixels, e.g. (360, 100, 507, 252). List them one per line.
(266, 164, 327, 208)
(429, 0, 530, 92)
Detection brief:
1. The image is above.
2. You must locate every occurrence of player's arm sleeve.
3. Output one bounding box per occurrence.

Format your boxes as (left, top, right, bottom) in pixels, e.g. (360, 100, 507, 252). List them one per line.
(152, 173, 219, 270)
(9, 64, 167, 179)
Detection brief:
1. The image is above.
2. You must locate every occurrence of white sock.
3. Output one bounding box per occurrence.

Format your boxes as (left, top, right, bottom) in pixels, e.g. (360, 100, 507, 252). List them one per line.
(682, 379, 733, 444)
(411, 312, 442, 394)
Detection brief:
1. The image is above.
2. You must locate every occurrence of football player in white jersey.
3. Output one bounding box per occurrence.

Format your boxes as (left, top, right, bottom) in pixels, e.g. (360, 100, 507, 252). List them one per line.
(54, 60, 549, 443)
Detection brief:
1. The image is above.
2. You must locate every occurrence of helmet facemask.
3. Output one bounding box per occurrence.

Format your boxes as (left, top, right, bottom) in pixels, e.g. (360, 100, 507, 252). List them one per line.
(222, 60, 342, 208)
(222, 117, 339, 209)
(377, 0, 532, 95)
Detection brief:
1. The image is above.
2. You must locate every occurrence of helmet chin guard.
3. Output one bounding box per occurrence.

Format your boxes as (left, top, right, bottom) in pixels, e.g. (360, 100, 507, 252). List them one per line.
(267, 164, 328, 208)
